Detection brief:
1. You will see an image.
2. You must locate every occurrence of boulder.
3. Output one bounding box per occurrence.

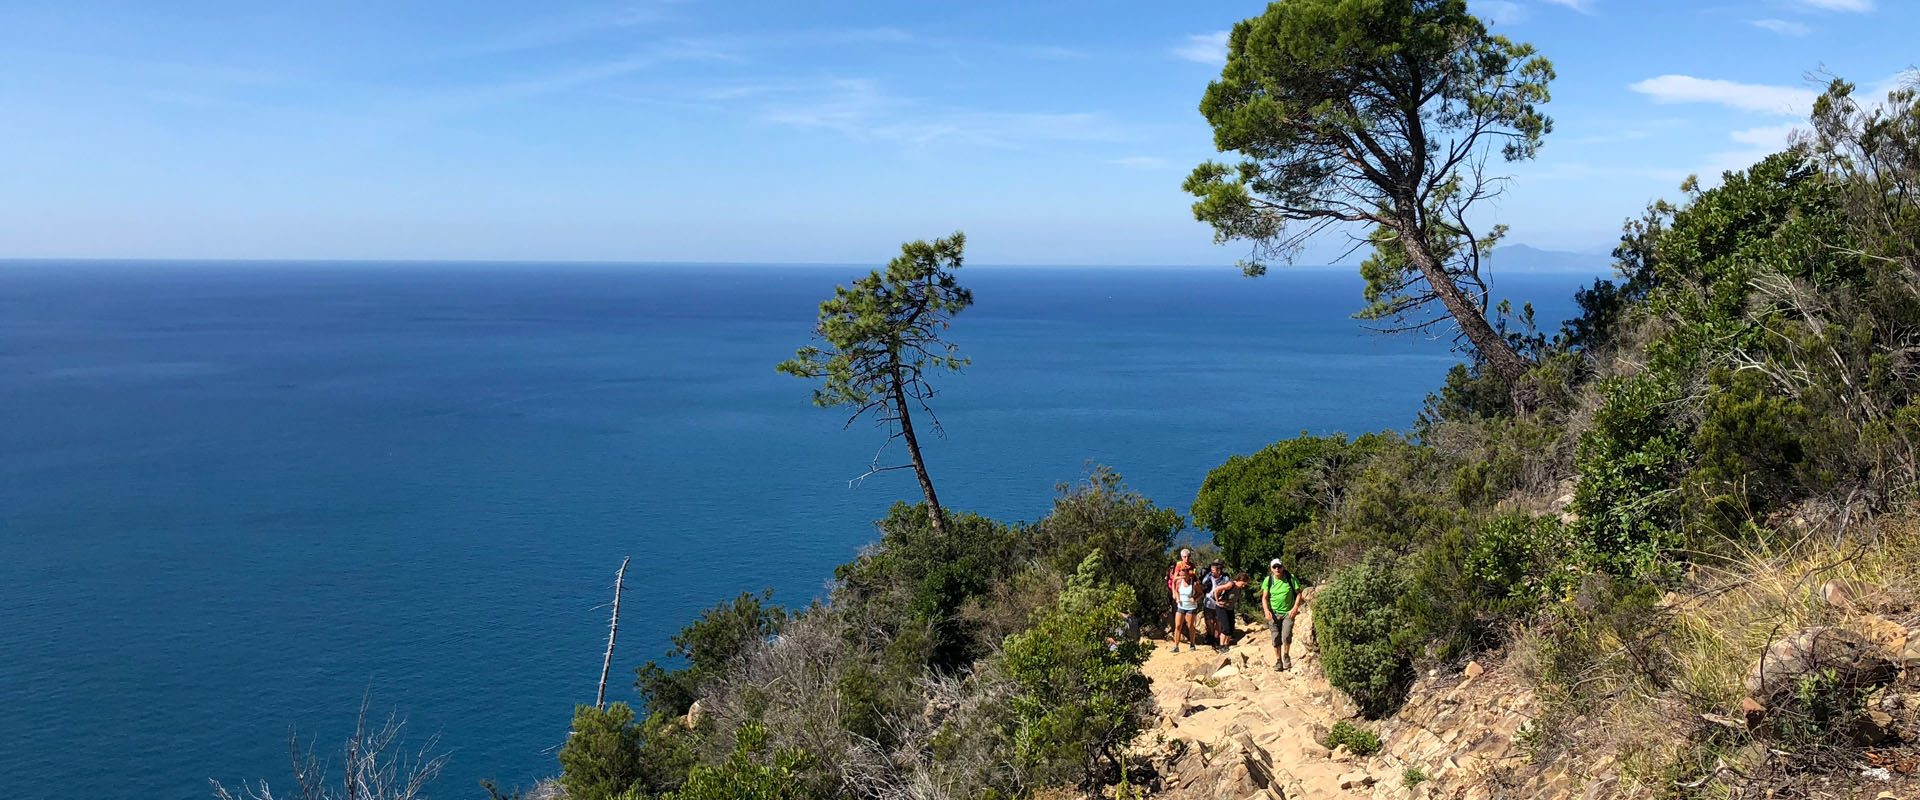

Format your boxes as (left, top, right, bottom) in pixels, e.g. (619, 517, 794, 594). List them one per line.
(1819, 578, 1866, 609)
(1464, 661, 1485, 680)
(684, 699, 704, 728)
(1745, 627, 1898, 702)
(1212, 663, 1242, 681)
(1337, 771, 1377, 790)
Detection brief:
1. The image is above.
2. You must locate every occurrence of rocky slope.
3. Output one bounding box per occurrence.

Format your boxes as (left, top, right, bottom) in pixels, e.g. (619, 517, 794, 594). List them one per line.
(1131, 589, 1920, 799)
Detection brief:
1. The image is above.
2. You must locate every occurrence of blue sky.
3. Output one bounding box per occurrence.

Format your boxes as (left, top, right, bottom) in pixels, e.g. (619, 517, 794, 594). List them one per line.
(0, 0, 1915, 265)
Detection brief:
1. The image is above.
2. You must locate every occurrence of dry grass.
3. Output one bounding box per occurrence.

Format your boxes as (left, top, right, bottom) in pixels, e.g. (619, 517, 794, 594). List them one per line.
(1511, 512, 1919, 798)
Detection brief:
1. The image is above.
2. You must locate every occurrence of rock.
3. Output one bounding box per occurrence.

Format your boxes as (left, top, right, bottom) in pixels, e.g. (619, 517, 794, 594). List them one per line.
(1331, 744, 1354, 762)
(1901, 632, 1920, 673)
(1819, 578, 1865, 609)
(1464, 661, 1485, 680)
(1303, 740, 1332, 758)
(1212, 663, 1242, 681)
(1859, 709, 1898, 745)
(1880, 692, 1905, 711)
(1740, 697, 1768, 730)
(1745, 627, 1898, 702)
(1337, 771, 1377, 790)
(1187, 655, 1231, 681)
(684, 699, 704, 728)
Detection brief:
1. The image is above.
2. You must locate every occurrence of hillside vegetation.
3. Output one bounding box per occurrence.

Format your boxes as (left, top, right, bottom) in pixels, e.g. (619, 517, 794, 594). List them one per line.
(524, 75, 1920, 800)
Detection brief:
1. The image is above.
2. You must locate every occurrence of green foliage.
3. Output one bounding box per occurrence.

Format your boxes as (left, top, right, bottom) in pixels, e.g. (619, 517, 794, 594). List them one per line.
(1185, 0, 1552, 273)
(558, 704, 649, 800)
(1322, 721, 1382, 756)
(1000, 552, 1154, 790)
(664, 724, 824, 800)
(836, 502, 1013, 671)
(1028, 466, 1184, 625)
(776, 232, 973, 410)
(1314, 552, 1413, 717)
(777, 232, 975, 531)
(1402, 766, 1428, 788)
(636, 591, 787, 718)
(1191, 433, 1373, 577)
(1185, 0, 1551, 385)
(1402, 514, 1568, 661)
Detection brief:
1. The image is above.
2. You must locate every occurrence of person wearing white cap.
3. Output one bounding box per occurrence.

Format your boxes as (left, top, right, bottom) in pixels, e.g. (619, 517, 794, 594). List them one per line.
(1259, 559, 1304, 671)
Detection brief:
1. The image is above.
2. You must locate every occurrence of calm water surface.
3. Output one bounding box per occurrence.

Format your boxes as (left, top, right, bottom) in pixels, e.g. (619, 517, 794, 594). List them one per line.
(0, 262, 1597, 797)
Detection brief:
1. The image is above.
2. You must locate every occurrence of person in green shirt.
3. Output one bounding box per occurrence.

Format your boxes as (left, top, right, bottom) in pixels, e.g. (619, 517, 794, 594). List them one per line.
(1259, 559, 1304, 672)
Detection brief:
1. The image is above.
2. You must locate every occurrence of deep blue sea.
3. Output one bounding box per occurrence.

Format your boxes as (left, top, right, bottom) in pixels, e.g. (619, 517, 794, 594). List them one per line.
(0, 261, 1599, 798)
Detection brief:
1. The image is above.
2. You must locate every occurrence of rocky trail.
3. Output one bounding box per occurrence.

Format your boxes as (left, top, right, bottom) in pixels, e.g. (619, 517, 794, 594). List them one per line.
(1131, 605, 1571, 800)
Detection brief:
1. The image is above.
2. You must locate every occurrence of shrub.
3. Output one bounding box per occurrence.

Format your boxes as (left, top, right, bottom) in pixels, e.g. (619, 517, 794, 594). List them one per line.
(1028, 466, 1183, 627)
(665, 724, 825, 800)
(1402, 766, 1428, 788)
(1323, 721, 1382, 756)
(1000, 551, 1154, 791)
(558, 704, 647, 800)
(1192, 433, 1384, 576)
(636, 590, 787, 717)
(1314, 552, 1414, 716)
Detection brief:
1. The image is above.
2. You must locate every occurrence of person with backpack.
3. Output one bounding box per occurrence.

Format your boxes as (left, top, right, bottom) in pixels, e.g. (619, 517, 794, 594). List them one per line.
(1260, 559, 1304, 671)
(1197, 561, 1229, 641)
(1208, 572, 1249, 652)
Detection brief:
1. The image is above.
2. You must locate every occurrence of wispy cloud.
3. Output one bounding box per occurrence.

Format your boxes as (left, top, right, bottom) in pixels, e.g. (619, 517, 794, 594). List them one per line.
(1172, 31, 1229, 66)
(1750, 18, 1813, 36)
(1108, 155, 1171, 170)
(1542, 0, 1595, 14)
(755, 78, 1129, 149)
(1628, 75, 1817, 115)
(1798, 0, 1872, 11)
(1479, 1, 1529, 25)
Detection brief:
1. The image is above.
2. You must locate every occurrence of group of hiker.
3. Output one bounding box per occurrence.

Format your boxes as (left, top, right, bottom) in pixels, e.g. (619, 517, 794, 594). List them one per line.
(1164, 548, 1303, 671)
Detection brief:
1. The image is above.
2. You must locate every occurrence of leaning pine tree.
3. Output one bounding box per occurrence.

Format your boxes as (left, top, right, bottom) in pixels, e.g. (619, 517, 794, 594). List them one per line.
(1184, 0, 1555, 411)
(778, 232, 973, 535)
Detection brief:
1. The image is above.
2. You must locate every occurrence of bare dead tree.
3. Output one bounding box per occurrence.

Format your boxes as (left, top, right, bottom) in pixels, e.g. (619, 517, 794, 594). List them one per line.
(209, 697, 447, 800)
(597, 556, 630, 709)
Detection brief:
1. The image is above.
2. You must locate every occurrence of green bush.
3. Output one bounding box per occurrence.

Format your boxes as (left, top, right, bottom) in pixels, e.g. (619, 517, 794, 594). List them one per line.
(1000, 551, 1154, 791)
(636, 590, 787, 718)
(1402, 766, 1428, 788)
(664, 724, 824, 800)
(1028, 466, 1183, 627)
(1314, 552, 1414, 716)
(558, 704, 647, 800)
(1192, 433, 1387, 576)
(1400, 514, 1567, 661)
(1323, 720, 1382, 756)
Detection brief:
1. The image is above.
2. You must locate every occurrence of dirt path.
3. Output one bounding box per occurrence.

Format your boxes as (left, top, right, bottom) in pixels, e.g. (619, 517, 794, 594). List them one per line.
(1140, 614, 1388, 798)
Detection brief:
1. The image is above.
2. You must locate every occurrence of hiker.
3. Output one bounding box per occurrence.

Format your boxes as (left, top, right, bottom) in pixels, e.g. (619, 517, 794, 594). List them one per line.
(1166, 548, 1196, 626)
(1260, 559, 1304, 671)
(1197, 561, 1229, 640)
(1208, 571, 1249, 652)
(1171, 564, 1201, 653)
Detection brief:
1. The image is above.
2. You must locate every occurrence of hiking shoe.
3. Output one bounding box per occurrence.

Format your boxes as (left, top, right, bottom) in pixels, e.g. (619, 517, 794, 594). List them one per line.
(1171, 645, 1181, 653)
(1272, 662, 1284, 672)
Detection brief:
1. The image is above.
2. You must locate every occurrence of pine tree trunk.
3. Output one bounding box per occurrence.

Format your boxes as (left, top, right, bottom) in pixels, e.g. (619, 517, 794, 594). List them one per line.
(1396, 231, 1536, 413)
(890, 367, 946, 535)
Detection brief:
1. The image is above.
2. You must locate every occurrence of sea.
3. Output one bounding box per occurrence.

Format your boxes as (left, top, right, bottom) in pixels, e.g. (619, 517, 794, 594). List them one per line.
(0, 261, 1601, 798)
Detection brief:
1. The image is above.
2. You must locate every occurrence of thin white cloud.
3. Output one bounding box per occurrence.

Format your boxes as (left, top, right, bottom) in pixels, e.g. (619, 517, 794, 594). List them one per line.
(1750, 18, 1812, 36)
(756, 78, 1129, 149)
(1542, 0, 1595, 14)
(1479, 1, 1529, 25)
(1109, 156, 1170, 170)
(1173, 31, 1229, 67)
(1798, 0, 1871, 11)
(1628, 75, 1817, 115)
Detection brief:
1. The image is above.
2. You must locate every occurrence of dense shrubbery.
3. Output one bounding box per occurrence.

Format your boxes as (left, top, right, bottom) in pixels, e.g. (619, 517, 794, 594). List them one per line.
(1313, 552, 1412, 717)
(555, 469, 1174, 799)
